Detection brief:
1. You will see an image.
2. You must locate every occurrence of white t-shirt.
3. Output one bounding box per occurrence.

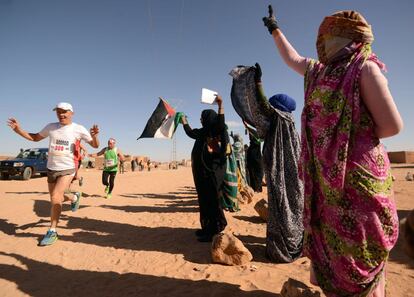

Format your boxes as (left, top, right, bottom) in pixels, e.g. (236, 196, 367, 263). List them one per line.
(39, 122, 93, 171)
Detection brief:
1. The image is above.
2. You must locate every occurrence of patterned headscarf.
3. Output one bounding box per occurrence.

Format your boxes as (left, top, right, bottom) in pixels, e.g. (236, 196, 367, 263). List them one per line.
(317, 10, 374, 64)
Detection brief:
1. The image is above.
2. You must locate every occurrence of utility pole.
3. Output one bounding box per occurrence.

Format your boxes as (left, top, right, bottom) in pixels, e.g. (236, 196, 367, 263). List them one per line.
(171, 134, 177, 169)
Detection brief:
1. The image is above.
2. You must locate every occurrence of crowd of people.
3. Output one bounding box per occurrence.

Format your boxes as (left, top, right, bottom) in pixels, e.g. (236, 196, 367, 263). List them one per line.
(6, 5, 404, 297)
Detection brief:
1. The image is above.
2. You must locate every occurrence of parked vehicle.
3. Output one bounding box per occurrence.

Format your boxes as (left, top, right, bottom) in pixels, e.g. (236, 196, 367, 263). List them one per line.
(0, 148, 48, 180)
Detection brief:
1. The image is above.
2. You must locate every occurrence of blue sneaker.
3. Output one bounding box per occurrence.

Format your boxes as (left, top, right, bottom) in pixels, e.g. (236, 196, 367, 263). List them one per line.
(71, 192, 82, 212)
(39, 230, 58, 246)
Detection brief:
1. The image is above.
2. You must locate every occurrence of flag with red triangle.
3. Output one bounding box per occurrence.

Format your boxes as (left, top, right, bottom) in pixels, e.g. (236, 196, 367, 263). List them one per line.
(138, 98, 183, 139)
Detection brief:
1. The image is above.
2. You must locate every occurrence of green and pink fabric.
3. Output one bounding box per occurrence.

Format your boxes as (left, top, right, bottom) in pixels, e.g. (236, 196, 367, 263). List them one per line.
(301, 44, 399, 297)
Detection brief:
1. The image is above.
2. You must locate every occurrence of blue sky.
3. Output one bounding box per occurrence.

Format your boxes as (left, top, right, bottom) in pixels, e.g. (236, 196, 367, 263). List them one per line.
(1, 0, 413, 161)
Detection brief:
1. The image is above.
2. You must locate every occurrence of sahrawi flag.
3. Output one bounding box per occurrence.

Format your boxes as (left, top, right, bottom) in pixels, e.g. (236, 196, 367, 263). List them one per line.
(138, 98, 183, 139)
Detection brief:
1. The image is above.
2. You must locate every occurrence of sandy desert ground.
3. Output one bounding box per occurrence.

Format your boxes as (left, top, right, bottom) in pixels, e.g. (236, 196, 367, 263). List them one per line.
(0, 166, 413, 297)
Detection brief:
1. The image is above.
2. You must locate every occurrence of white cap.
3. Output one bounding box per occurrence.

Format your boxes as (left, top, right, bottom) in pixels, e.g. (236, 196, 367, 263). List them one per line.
(53, 102, 73, 112)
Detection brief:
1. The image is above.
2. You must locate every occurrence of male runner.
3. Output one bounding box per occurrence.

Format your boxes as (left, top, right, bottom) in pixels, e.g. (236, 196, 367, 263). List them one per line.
(8, 102, 99, 246)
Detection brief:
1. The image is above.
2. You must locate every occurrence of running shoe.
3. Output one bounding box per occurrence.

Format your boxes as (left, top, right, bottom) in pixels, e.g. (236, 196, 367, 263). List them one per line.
(104, 186, 109, 194)
(79, 176, 84, 187)
(39, 230, 58, 246)
(106, 193, 112, 199)
(71, 192, 82, 212)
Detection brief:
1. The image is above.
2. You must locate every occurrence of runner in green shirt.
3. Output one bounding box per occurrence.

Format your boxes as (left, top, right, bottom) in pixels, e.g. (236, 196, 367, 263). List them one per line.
(90, 138, 125, 199)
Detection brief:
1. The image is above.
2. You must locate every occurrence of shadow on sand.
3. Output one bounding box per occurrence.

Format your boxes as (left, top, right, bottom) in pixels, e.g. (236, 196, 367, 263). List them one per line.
(5, 191, 49, 195)
(0, 252, 280, 297)
(103, 197, 198, 214)
(2, 215, 212, 264)
(119, 193, 196, 200)
(0, 219, 18, 235)
(28, 199, 90, 218)
(235, 234, 270, 264)
(119, 187, 197, 200)
(233, 215, 266, 225)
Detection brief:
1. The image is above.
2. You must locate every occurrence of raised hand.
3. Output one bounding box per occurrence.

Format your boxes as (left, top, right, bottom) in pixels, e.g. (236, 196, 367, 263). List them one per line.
(181, 115, 188, 125)
(215, 94, 223, 106)
(7, 118, 20, 131)
(262, 5, 279, 34)
(90, 124, 99, 137)
(254, 63, 262, 83)
(176, 112, 186, 125)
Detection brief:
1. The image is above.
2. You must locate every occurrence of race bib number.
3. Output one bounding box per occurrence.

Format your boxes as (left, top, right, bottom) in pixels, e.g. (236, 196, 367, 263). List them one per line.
(50, 140, 71, 156)
(105, 159, 115, 167)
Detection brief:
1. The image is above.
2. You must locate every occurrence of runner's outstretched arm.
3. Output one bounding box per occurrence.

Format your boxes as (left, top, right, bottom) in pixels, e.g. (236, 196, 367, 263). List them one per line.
(7, 118, 46, 142)
(89, 148, 106, 157)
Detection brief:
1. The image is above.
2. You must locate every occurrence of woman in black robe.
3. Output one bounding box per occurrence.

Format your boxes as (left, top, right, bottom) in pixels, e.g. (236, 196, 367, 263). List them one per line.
(181, 95, 228, 242)
(254, 63, 304, 263)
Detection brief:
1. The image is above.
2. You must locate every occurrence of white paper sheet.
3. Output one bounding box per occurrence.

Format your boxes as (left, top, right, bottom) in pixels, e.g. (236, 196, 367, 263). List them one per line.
(201, 88, 218, 105)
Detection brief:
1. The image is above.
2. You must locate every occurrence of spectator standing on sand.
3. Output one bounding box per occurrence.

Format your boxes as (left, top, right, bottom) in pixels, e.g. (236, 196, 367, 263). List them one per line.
(262, 5, 403, 296)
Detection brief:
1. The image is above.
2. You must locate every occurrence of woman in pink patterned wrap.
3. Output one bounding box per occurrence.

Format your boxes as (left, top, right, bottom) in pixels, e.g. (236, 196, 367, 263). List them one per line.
(262, 6, 403, 297)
